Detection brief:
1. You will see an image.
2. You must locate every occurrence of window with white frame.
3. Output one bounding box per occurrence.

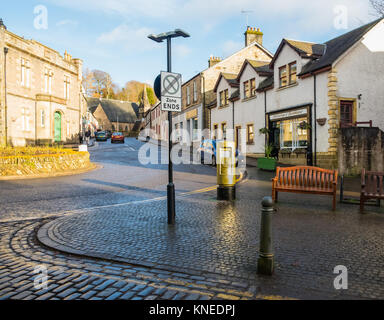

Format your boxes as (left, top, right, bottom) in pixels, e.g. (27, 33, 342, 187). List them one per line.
(41, 109, 45, 128)
(187, 86, 191, 105)
(193, 81, 197, 102)
(45, 69, 53, 94)
(21, 108, 30, 131)
(21, 58, 31, 88)
(278, 117, 308, 150)
(64, 76, 70, 100)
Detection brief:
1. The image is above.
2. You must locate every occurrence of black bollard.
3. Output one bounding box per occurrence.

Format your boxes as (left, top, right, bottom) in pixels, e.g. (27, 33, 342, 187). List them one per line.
(257, 196, 274, 275)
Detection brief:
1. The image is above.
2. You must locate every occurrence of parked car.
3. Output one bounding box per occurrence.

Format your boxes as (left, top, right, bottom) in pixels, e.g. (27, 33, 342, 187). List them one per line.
(95, 131, 108, 142)
(111, 132, 125, 144)
(105, 130, 112, 139)
(197, 139, 245, 167)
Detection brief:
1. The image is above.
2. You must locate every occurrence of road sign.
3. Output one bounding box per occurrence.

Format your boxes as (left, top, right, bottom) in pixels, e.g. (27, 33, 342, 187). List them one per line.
(161, 71, 182, 112)
(154, 74, 161, 100)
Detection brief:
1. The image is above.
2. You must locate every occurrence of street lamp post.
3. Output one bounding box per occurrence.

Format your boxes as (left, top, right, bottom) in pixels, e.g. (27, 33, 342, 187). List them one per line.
(148, 29, 190, 225)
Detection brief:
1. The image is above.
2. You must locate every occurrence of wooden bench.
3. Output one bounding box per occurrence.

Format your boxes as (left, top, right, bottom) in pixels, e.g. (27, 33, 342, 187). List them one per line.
(272, 166, 338, 211)
(360, 168, 384, 213)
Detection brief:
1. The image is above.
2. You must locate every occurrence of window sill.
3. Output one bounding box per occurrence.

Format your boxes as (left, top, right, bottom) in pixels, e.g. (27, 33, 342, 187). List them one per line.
(218, 104, 229, 109)
(276, 82, 298, 91)
(247, 142, 255, 145)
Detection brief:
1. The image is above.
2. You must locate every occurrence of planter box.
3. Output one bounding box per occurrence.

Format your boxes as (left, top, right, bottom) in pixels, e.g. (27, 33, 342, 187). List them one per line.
(258, 157, 277, 171)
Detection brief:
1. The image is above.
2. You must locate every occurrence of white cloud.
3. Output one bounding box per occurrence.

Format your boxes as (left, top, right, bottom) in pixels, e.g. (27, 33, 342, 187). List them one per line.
(56, 19, 78, 27)
(97, 24, 161, 52)
(222, 40, 243, 57)
(46, 0, 373, 33)
(174, 44, 191, 58)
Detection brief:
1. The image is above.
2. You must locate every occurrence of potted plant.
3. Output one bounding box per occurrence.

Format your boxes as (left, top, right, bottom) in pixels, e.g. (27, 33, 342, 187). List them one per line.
(258, 143, 277, 171)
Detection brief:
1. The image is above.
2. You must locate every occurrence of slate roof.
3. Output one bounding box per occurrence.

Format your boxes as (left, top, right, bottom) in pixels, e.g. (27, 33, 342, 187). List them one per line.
(221, 73, 239, 86)
(299, 18, 382, 76)
(257, 75, 274, 92)
(213, 73, 239, 93)
(229, 89, 240, 101)
(87, 97, 140, 123)
(236, 59, 272, 81)
(285, 40, 326, 58)
(253, 64, 273, 75)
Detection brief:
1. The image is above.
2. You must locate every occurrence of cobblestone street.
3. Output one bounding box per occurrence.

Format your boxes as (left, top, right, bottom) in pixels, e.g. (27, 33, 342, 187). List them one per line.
(1, 140, 383, 300)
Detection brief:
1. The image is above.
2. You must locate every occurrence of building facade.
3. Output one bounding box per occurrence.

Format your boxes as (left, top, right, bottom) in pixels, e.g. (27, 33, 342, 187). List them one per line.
(172, 26, 273, 146)
(210, 18, 384, 169)
(0, 20, 85, 146)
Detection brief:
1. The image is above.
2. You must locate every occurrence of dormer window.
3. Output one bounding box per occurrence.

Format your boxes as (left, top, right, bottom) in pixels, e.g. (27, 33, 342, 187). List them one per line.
(289, 62, 297, 85)
(279, 66, 287, 87)
(244, 81, 249, 98)
(219, 89, 229, 107)
(243, 78, 256, 99)
(279, 61, 297, 88)
(250, 79, 256, 96)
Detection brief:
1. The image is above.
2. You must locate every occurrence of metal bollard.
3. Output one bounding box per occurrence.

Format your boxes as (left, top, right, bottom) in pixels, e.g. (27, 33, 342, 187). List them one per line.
(257, 196, 274, 275)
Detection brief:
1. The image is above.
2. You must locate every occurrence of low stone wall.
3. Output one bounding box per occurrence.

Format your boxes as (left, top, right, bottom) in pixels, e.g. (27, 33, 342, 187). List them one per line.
(0, 151, 91, 176)
(338, 127, 384, 176)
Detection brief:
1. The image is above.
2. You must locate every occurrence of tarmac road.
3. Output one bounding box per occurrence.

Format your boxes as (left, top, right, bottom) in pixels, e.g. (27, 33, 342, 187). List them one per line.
(0, 138, 217, 222)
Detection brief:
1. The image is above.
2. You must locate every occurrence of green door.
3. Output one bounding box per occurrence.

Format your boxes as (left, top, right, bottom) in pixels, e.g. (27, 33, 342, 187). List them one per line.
(54, 112, 62, 142)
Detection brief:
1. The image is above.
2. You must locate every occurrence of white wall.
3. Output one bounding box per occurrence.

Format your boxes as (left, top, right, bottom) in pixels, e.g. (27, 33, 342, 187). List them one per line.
(211, 77, 236, 138)
(237, 63, 267, 154)
(336, 20, 384, 131)
(268, 44, 330, 152)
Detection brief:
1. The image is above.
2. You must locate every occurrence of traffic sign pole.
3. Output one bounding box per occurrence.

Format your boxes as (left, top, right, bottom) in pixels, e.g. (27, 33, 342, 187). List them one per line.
(148, 29, 190, 226)
(167, 37, 176, 225)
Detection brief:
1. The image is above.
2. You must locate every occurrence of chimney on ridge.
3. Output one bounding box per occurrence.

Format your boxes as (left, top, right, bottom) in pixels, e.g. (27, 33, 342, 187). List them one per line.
(208, 56, 222, 68)
(244, 27, 263, 47)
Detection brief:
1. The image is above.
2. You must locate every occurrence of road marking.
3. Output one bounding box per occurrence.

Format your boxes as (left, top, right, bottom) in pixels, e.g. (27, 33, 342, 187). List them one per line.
(0, 184, 218, 223)
(0, 172, 249, 223)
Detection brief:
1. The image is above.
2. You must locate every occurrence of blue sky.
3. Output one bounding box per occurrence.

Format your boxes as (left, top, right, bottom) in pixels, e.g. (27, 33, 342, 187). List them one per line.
(2, 0, 379, 88)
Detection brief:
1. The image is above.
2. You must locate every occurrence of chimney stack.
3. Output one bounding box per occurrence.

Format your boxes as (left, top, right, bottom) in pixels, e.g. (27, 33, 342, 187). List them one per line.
(208, 56, 222, 68)
(244, 27, 263, 47)
(0, 19, 6, 30)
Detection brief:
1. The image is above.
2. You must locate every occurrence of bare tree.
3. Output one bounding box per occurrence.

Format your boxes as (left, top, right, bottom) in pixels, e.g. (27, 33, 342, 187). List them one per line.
(82, 68, 95, 97)
(92, 70, 107, 98)
(370, 0, 384, 16)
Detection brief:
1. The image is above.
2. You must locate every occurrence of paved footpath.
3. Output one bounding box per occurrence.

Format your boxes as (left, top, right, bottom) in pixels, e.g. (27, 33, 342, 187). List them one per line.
(1, 168, 384, 300)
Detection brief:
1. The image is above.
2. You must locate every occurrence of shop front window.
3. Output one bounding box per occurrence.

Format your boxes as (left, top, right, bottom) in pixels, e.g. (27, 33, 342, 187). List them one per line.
(278, 117, 308, 151)
(192, 118, 199, 141)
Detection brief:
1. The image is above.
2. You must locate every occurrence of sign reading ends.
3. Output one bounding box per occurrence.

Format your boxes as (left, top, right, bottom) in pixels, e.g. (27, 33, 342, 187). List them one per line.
(161, 71, 182, 112)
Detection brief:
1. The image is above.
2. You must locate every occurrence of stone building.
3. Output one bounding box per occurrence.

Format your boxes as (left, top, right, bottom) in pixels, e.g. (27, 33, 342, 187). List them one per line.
(0, 19, 85, 146)
(87, 97, 140, 135)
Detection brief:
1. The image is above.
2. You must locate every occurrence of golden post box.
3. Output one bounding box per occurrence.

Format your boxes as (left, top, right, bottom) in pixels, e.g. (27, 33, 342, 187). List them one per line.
(217, 140, 236, 200)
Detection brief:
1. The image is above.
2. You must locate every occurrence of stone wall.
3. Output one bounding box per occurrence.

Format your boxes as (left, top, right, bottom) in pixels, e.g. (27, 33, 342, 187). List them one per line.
(0, 151, 91, 176)
(338, 127, 384, 176)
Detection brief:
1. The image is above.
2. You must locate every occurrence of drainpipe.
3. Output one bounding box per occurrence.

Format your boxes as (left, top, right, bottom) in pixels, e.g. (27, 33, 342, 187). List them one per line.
(35, 99, 37, 144)
(313, 74, 317, 167)
(4, 47, 8, 146)
(264, 90, 267, 147)
(201, 74, 206, 133)
(232, 100, 235, 130)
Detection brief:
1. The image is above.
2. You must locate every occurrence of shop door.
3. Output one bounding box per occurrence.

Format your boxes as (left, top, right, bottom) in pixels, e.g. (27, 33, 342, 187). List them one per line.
(235, 126, 241, 149)
(54, 112, 62, 142)
(269, 123, 280, 159)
